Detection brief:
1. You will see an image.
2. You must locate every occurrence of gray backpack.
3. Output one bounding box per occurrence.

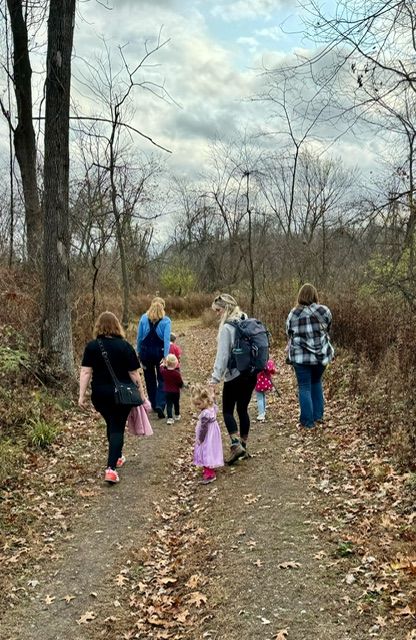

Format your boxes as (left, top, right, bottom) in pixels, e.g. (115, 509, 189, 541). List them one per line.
(226, 318, 270, 374)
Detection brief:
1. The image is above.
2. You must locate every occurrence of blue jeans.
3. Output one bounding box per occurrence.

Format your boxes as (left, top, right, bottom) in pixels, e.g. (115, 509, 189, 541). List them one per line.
(256, 391, 266, 415)
(141, 360, 166, 412)
(293, 363, 326, 428)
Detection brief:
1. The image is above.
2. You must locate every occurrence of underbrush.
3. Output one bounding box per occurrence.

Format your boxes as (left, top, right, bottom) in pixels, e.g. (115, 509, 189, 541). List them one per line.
(0, 325, 65, 486)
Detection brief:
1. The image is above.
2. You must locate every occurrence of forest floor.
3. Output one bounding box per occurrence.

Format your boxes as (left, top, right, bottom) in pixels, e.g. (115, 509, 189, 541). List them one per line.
(0, 319, 415, 640)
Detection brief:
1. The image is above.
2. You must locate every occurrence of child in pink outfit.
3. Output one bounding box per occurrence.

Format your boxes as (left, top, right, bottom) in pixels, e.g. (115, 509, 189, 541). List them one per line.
(192, 384, 224, 484)
(255, 359, 277, 421)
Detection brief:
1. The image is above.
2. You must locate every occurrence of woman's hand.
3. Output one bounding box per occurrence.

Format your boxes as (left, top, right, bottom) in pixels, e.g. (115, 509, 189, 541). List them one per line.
(129, 369, 145, 398)
(78, 396, 88, 409)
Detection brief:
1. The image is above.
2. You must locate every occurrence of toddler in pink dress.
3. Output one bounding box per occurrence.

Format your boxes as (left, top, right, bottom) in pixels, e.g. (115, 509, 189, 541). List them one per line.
(192, 384, 224, 484)
(255, 358, 277, 422)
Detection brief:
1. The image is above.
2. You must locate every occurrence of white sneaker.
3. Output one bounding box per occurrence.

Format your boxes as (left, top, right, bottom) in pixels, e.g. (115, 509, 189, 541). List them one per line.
(174, 415, 181, 421)
(166, 418, 174, 425)
(257, 414, 265, 422)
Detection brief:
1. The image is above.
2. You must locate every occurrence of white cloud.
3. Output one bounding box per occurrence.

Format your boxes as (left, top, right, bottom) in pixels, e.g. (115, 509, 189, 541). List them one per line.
(255, 26, 284, 42)
(211, 0, 295, 22)
(237, 36, 259, 48)
(72, 1, 260, 171)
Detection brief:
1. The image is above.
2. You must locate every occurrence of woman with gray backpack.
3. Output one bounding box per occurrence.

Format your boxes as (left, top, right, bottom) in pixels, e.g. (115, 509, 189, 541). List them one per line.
(210, 294, 269, 464)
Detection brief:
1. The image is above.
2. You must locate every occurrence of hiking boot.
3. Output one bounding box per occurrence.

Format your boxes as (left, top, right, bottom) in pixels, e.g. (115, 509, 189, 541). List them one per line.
(256, 413, 265, 422)
(166, 418, 174, 425)
(240, 441, 251, 458)
(116, 455, 126, 468)
(226, 442, 246, 465)
(104, 468, 119, 484)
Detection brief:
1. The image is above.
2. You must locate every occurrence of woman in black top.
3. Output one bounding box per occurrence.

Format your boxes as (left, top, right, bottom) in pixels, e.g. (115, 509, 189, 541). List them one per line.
(79, 311, 145, 484)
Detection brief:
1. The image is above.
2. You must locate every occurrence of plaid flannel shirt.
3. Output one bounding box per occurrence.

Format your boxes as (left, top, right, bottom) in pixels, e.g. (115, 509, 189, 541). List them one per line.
(286, 303, 334, 366)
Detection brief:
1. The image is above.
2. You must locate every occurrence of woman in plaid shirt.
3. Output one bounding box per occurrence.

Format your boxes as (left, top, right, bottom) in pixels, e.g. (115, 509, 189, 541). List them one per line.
(286, 283, 334, 429)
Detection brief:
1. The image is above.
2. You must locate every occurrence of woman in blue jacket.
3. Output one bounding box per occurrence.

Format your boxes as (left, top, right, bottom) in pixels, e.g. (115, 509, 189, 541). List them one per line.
(137, 297, 171, 418)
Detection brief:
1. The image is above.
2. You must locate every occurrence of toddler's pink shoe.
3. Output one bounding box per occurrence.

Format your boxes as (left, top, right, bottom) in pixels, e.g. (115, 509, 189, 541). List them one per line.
(200, 469, 216, 485)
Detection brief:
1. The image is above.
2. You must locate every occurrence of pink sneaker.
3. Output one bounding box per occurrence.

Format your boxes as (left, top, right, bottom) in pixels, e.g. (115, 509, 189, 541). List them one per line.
(200, 469, 216, 485)
(116, 455, 126, 468)
(104, 468, 119, 483)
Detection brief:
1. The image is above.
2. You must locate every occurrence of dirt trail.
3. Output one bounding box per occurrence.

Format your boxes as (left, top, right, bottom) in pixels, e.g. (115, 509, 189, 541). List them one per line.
(2, 422, 183, 640)
(1, 320, 404, 639)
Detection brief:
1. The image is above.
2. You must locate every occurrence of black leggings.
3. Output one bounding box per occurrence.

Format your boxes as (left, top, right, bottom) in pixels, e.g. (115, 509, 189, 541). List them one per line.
(166, 391, 180, 419)
(222, 373, 257, 441)
(93, 400, 131, 469)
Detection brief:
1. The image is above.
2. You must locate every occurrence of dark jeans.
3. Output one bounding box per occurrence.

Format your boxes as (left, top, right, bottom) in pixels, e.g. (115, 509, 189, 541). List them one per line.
(141, 359, 166, 411)
(293, 363, 326, 428)
(166, 391, 180, 418)
(93, 400, 131, 469)
(222, 373, 257, 441)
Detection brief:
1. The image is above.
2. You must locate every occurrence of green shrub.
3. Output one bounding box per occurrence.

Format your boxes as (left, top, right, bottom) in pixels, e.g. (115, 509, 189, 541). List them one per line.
(0, 346, 28, 375)
(160, 264, 197, 296)
(26, 417, 59, 449)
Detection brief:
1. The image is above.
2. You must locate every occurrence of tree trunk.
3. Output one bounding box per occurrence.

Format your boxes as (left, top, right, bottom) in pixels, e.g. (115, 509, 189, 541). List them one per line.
(41, 0, 76, 376)
(109, 125, 130, 329)
(6, 0, 42, 263)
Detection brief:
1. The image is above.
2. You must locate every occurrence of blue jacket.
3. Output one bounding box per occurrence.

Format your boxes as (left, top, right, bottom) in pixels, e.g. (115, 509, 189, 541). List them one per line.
(137, 314, 171, 358)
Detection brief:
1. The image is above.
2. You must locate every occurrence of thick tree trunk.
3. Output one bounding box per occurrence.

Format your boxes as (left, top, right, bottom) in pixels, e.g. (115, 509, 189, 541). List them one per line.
(6, 0, 42, 263)
(41, 0, 76, 376)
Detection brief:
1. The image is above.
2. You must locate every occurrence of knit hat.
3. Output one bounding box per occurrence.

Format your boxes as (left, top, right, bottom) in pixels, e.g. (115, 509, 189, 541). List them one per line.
(211, 293, 238, 311)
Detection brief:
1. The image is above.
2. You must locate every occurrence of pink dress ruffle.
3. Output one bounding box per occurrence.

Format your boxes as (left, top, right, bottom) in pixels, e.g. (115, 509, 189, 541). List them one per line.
(127, 399, 153, 436)
(193, 405, 224, 469)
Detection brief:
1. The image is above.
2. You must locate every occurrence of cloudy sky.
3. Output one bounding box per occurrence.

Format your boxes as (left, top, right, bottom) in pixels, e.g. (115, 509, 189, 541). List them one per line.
(0, 0, 387, 189)
(70, 0, 383, 180)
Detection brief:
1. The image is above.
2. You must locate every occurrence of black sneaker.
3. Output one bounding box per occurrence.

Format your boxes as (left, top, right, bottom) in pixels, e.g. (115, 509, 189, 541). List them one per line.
(226, 442, 246, 465)
(155, 407, 165, 419)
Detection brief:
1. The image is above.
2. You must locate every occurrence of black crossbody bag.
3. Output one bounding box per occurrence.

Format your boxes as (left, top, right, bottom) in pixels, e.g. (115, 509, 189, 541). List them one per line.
(97, 338, 143, 407)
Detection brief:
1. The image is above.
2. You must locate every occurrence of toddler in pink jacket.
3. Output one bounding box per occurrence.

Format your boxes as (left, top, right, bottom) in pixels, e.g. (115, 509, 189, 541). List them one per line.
(255, 359, 277, 421)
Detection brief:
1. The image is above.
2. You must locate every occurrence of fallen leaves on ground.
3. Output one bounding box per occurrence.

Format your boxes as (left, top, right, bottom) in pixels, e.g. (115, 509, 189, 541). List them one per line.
(77, 610, 96, 624)
(278, 561, 301, 569)
(273, 630, 289, 640)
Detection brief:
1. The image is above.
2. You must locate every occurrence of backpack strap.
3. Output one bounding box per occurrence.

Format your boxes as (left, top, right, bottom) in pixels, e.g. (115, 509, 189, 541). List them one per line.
(148, 318, 161, 333)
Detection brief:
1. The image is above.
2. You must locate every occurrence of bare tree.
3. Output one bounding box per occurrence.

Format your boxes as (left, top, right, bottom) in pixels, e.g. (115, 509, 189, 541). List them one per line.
(41, 0, 76, 376)
(73, 36, 172, 326)
(2, 0, 43, 263)
(300, 0, 416, 298)
(205, 137, 265, 313)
